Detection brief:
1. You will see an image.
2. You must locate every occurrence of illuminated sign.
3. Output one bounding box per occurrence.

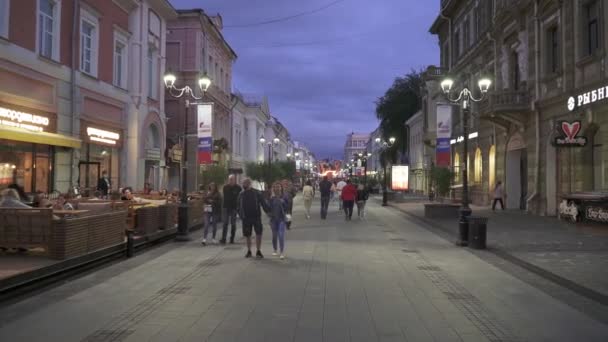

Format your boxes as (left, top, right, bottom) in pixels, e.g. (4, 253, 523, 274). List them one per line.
(567, 84, 608, 111)
(391, 165, 409, 191)
(0, 107, 50, 132)
(554, 121, 587, 147)
(87, 127, 120, 145)
(450, 132, 478, 145)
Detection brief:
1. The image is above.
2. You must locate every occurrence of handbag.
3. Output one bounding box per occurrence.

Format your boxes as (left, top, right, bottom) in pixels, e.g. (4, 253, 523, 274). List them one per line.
(204, 204, 213, 213)
(285, 214, 292, 222)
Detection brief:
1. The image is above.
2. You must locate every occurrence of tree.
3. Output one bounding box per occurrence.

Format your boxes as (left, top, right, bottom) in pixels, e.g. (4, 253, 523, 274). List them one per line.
(430, 166, 453, 198)
(199, 165, 228, 190)
(375, 70, 423, 162)
(245, 162, 292, 190)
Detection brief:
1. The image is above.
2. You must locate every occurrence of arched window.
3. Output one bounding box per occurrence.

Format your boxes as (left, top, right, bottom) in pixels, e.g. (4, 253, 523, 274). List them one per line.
(474, 148, 482, 183)
(489, 145, 496, 188)
(147, 123, 160, 149)
(454, 153, 461, 183)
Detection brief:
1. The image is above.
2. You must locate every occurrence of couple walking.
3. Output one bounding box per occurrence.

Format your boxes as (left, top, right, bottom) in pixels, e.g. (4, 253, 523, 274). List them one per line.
(318, 176, 368, 220)
(201, 175, 242, 246)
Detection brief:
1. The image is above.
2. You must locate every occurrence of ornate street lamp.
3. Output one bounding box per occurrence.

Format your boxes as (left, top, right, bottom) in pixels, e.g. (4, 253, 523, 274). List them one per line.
(260, 135, 279, 187)
(440, 74, 491, 246)
(376, 137, 395, 206)
(163, 71, 211, 241)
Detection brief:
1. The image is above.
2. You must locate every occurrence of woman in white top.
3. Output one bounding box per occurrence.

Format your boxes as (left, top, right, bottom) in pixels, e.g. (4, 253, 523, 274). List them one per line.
(492, 181, 505, 210)
(302, 180, 315, 219)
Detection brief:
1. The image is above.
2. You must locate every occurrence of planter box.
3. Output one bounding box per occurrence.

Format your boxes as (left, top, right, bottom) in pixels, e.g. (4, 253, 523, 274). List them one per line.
(136, 206, 160, 236)
(49, 210, 127, 260)
(424, 203, 461, 219)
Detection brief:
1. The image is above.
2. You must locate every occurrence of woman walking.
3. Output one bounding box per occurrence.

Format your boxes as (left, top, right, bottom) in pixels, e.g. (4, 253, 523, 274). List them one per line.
(202, 182, 222, 245)
(492, 181, 505, 210)
(282, 180, 295, 229)
(269, 181, 288, 259)
(302, 180, 314, 219)
(356, 184, 369, 219)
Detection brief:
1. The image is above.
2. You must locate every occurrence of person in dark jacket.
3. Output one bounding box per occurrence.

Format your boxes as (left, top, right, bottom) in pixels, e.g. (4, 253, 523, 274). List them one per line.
(318, 176, 333, 219)
(221, 175, 242, 244)
(356, 183, 369, 219)
(238, 178, 269, 258)
(202, 183, 222, 245)
(97, 171, 111, 197)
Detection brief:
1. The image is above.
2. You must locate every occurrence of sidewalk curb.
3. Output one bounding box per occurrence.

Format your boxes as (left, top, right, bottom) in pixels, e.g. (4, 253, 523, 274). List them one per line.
(376, 198, 608, 308)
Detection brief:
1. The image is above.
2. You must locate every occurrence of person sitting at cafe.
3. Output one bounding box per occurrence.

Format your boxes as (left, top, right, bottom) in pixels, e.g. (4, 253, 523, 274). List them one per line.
(0, 189, 31, 208)
(33, 191, 52, 208)
(121, 188, 134, 201)
(144, 183, 152, 195)
(159, 188, 168, 197)
(8, 184, 29, 202)
(53, 194, 75, 210)
(91, 190, 103, 200)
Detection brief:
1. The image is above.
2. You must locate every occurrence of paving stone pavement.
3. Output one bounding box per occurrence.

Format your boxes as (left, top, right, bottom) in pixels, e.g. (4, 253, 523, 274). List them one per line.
(0, 198, 607, 341)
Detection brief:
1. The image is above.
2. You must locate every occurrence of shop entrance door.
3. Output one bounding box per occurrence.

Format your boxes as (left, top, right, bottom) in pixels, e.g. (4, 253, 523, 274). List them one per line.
(506, 133, 527, 210)
(79, 162, 100, 194)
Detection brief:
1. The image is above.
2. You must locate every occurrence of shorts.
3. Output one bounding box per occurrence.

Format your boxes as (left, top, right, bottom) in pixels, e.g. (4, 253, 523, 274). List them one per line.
(242, 217, 263, 237)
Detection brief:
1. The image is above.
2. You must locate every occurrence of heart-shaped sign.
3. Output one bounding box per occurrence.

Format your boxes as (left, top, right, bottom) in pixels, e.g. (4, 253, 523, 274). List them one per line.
(562, 121, 581, 140)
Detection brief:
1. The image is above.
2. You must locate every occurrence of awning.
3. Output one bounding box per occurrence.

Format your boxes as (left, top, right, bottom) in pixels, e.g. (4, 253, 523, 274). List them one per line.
(0, 126, 81, 148)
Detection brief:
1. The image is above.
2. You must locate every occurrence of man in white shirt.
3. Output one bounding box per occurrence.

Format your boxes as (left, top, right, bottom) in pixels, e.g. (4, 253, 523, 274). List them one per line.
(336, 179, 347, 211)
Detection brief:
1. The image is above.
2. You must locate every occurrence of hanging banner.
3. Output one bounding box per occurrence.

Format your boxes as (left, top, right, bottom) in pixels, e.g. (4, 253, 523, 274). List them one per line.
(436, 137, 451, 167)
(391, 165, 409, 191)
(436, 104, 452, 138)
(197, 104, 213, 164)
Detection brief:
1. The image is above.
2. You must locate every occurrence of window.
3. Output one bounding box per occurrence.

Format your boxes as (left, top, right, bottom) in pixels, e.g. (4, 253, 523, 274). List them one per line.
(510, 51, 520, 90)
(113, 33, 128, 88)
(489, 145, 496, 188)
(0, 0, 9, 38)
(148, 48, 157, 99)
(584, 1, 601, 56)
(474, 6, 481, 40)
(546, 26, 560, 74)
(80, 11, 98, 76)
(220, 68, 224, 92)
(454, 153, 461, 183)
(441, 41, 449, 68)
(474, 148, 482, 184)
(200, 46, 205, 71)
(208, 56, 213, 79)
(463, 18, 470, 49)
(215, 62, 219, 87)
(38, 0, 61, 60)
(453, 31, 460, 60)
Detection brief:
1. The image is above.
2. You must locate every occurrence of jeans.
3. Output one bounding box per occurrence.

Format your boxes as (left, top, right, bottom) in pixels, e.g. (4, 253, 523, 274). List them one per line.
(356, 201, 366, 217)
(271, 220, 286, 253)
(492, 198, 504, 210)
(221, 207, 238, 241)
(203, 212, 218, 239)
(343, 200, 354, 218)
(320, 196, 330, 219)
(338, 193, 343, 210)
(304, 198, 312, 217)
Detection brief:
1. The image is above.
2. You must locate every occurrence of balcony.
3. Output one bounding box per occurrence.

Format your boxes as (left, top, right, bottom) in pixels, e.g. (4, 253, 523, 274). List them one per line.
(423, 66, 446, 80)
(479, 90, 530, 114)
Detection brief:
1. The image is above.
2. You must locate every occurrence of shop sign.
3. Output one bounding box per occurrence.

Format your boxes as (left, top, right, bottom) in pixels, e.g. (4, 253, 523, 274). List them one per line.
(197, 104, 213, 164)
(585, 206, 608, 223)
(170, 144, 183, 163)
(86, 127, 120, 145)
(567, 84, 608, 111)
(0, 107, 50, 132)
(554, 121, 587, 147)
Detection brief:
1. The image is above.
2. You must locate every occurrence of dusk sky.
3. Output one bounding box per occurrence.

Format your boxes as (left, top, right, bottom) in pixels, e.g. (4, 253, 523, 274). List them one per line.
(170, 0, 440, 159)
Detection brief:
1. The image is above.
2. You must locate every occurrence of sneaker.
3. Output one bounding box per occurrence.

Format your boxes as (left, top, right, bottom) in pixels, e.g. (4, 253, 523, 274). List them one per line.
(280, 254, 285, 260)
(212, 239, 217, 244)
(272, 251, 278, 256)
(245, 250, 252, 258)
(201, 239, 207, 246)
(256, 250, 264, 259)
(229, 237, 235, 244)
(219, 239, 226, 245)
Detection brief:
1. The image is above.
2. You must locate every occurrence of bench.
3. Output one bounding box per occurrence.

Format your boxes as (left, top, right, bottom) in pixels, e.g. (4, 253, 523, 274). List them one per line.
(424, 203, 461, 219)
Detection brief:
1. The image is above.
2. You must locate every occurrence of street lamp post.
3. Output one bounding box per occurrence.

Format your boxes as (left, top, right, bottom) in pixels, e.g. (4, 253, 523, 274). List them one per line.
(259, 136, 279, 188)
(375, 137, 395, 206)
(163, 72, 212, 241)
(440, 75, 492, 246)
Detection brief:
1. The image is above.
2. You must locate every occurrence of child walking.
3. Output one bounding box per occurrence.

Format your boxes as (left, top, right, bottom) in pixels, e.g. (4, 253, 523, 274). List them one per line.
(269, 181, 288, 259)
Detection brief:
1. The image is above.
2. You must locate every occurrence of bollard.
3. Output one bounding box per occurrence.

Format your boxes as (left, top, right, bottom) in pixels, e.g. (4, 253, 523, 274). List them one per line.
(126, 230, 134, 258)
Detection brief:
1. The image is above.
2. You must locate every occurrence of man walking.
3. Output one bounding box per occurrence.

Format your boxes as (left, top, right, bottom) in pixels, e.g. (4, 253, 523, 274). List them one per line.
(221, 175, 242, 244)
(341, 179, 357, 220)
(492, 181, 505, 210)
(336, 178, 347, 211)
(97, 170, 111, 198)
(319, 176, 332, 219)
(238, 178, 269, 258)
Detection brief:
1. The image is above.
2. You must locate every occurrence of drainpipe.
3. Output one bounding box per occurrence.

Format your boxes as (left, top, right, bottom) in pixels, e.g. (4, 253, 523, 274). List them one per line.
(69, 0, 80, 191)
(526, 0, 541, 213)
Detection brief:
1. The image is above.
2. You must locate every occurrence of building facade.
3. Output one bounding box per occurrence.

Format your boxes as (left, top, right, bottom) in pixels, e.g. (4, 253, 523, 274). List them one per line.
(165, 9, 236, 192)
(406, 111, 426, 194)
(344, 132, 370, 163)
(0, 0, 175, 195)
(431, 0, 608, 216)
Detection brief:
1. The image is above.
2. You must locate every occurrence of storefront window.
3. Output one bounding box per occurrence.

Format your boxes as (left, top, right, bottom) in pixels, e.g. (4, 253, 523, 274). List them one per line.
(489, 145, 496, 188)
(454, 153, 461, 183)
(79, 143, 119, 194)
(0, 139, 53, 194)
